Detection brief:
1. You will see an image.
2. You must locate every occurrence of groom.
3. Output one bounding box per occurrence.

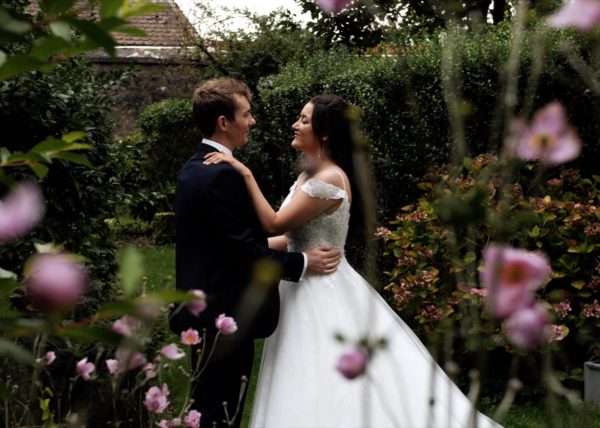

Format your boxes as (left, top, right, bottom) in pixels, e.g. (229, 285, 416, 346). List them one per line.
(171, 77, 341, 427)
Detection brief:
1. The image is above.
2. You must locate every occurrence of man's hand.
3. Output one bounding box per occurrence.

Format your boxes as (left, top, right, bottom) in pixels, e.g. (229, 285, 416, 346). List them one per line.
(305, 245, 342, 275)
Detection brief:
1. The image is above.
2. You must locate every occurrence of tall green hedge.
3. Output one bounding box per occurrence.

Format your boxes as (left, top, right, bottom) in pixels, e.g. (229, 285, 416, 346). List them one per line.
(252, 23, 600, 222)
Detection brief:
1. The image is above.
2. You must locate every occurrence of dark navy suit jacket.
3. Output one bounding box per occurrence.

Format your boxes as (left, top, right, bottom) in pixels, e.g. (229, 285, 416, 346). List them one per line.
(171, 143, 304, 339)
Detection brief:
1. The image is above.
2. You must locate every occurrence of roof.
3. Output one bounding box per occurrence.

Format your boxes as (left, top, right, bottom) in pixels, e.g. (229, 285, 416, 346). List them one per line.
(28, 0, 199, 62)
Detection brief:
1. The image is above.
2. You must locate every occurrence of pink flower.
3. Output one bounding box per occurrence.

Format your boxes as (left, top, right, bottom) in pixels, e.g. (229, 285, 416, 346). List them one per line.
(0, 182, 44, 243)
(336, 347, 368, 379)
(187, 289, 207, 316)
(36, 351, 56, 366)
(115, 347, 147, 371)
(160, 343, 185, 360)
(215, 313, 238, 335)
(185, 409, 202, 428)
(181, 328, 201, 346)
(547, 0, 600, 31)
(112, 315, 141, 337)
(143, 363, 157, 379)
(481, 245, 551, 319)
(106, 359, 120, 375)
(548, 324, 569, 342)
(157, 420, 170, 428)
(76, 357, 95, 381)
(508, 102, 581, 166)
(144, 383, 170, 414)
(503, 303, 550, 350)
(25, 253, 88, 312)
(547, 178, 562, 187)
(375, 226, 392, 238)
(316, 0, 353, 13)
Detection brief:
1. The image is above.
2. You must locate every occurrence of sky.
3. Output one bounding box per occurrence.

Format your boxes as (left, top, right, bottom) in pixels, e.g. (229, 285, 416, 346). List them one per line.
(174, 0, 309, 31)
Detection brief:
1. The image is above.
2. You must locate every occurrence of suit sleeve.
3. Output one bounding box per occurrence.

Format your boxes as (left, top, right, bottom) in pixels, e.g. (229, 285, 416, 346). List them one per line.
(208, 166, 304, 282)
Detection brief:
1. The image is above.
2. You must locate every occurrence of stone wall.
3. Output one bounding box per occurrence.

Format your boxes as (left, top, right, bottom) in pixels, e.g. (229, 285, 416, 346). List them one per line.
(93, 61, 205, 139)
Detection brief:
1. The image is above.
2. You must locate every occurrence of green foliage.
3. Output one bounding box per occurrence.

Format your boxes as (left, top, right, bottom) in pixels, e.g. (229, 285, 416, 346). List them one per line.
(151, 212, 175, 246)
(0, 58, 123, 314)
(112, 98, 198, 221)
(380, 155, 600, 380)
(256, 22, 600, 222)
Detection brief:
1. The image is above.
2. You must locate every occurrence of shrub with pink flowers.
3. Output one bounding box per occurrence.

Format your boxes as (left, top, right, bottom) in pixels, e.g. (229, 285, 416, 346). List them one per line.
(379, 152, 600, 385)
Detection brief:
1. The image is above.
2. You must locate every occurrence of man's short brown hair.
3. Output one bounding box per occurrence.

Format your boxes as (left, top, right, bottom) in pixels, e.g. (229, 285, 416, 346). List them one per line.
(192, 77, 253, 137)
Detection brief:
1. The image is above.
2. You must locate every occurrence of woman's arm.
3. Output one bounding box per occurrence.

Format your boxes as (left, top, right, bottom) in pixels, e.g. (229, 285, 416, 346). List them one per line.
(268, 235, 288, 251)
(204, 153, 342, 235)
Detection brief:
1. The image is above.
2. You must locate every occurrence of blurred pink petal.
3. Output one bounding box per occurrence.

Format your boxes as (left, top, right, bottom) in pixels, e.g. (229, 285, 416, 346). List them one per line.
(547, 0, 600, 31)
(508, 102, 581, 166)
(25, 253, 88, 312)
(186, 289, 207, 316)
(106, 359, 120, 375)
(181, 328, 201, 346)
(144, 383, 170, 414)
(184, 409, 202, 428)
(0, 182, 44, 244)
(481, 245, 551, 319)
(336, 347, 368, 379)
(215, 313, 238, 335)
(160, 343, 185, 360)
(76, 357, 95, 381)
(503, 303, 550, 350)
(112, 315, 141, 337)
(36, 351, 56, 366)
(317, 0, 353, 13)
(143, 362, 157, 379)
(115, 347, 147, 371)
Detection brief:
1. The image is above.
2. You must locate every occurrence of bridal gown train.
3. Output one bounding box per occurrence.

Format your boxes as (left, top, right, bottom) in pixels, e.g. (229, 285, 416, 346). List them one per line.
(250, 177, 500, 428)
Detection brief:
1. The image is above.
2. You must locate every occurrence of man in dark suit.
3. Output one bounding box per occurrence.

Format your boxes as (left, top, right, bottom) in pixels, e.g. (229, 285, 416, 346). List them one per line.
(172, 77, 341, 427)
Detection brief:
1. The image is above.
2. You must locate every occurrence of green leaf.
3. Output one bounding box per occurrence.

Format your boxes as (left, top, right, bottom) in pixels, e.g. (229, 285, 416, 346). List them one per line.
(61, 131, 86, 143)
(119, 246, 144, 297)
(0, 339, 34, 364)
(0, 50, 6, 68)
(143, 290, 196, 304)
(0, 170, 16, 187)
(0, 267, 16, 279)
(571, 280, 585, 289)
(39, 0, 77, 14)
(54, 152, 93, 168)
(100, 0, 124, 19)
(49, 21, 72, 41)
(29, 162, 49, 179)
(0, 277, 19, 299)
(0, 147, 10, 162)
(63, 17, 116, 55)
(0, 7, 32, 35)
(0, 55, 50, 81)
(30, 137, 70, 154)
(115, 27, 147, 37)
(56, 325, 123, 345)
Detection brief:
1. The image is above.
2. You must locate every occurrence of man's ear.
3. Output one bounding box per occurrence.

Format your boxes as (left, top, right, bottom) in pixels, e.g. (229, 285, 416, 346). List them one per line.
(216, 115, 228, 132)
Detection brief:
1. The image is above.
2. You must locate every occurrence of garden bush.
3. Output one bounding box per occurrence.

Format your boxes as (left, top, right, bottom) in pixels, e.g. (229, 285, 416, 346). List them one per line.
(0, 58, 122, 314)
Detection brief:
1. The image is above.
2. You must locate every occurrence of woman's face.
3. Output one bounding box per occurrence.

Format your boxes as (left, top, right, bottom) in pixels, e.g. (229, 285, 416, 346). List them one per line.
(291, 102, 320, 154)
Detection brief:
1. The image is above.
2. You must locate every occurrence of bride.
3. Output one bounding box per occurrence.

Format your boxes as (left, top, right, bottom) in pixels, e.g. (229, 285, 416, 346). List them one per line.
(203, 95, 500, 428)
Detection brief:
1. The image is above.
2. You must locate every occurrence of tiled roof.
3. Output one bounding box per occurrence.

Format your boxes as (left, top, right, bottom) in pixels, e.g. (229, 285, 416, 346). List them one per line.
(28, 0, 197, 47)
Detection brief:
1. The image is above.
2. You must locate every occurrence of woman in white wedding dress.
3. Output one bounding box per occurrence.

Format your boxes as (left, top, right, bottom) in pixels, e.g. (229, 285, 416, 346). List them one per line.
(204, 95, 500, 428)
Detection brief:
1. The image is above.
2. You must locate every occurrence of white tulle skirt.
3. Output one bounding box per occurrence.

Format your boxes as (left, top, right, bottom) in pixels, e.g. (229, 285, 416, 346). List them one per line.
(250, 258, 500, 428)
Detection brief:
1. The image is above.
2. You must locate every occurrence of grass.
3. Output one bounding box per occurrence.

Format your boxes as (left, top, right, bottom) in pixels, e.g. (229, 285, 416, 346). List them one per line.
(133, 243, 600, 427)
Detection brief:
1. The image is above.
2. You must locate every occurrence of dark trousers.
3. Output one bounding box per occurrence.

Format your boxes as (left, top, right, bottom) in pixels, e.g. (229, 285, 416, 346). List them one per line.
(191, 336, 254, 428)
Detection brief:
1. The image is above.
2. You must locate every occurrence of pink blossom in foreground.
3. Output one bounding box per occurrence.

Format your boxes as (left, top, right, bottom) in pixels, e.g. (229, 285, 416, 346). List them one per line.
(144, 383, 170, 414)
(336, 347, 368, 380)
(181, 328, 201, 346)
(481, 245, 551, 319)
(112, 315, 141, 337)
(36, 351, 56, 366)
(185, 409, 202, 428)
(25, 253, 88, 312)
(508, 102, 581, 166)
(503, 303, 550, 350)
(115, 347, 147, 371)
(143, 363, 157, 379)
(76, 357, 95, 381)
(0, 182, 44, 244)
(215, 313, 238, 335)
(547, 0, 600, 31)
(187, 289, 207, 316)
(106, 359, 119, 375)
(160, 343, 185, 360)
(316, 0, 353, 13)
(156, 420, 170, 428)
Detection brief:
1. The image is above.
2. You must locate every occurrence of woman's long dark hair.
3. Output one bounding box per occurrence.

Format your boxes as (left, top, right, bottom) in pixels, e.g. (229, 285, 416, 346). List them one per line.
(309, 94, 366, 255)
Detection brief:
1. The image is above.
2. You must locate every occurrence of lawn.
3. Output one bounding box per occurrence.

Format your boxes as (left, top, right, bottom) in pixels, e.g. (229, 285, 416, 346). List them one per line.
(134, 244, 600, 427)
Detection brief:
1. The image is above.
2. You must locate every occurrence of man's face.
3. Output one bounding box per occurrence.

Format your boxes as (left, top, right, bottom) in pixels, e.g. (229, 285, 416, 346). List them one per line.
(227, 94, 256, 149)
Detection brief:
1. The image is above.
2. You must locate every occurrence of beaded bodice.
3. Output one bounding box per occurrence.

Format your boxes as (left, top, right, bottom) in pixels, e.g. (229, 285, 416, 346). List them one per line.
(282, 177, 350, 253)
